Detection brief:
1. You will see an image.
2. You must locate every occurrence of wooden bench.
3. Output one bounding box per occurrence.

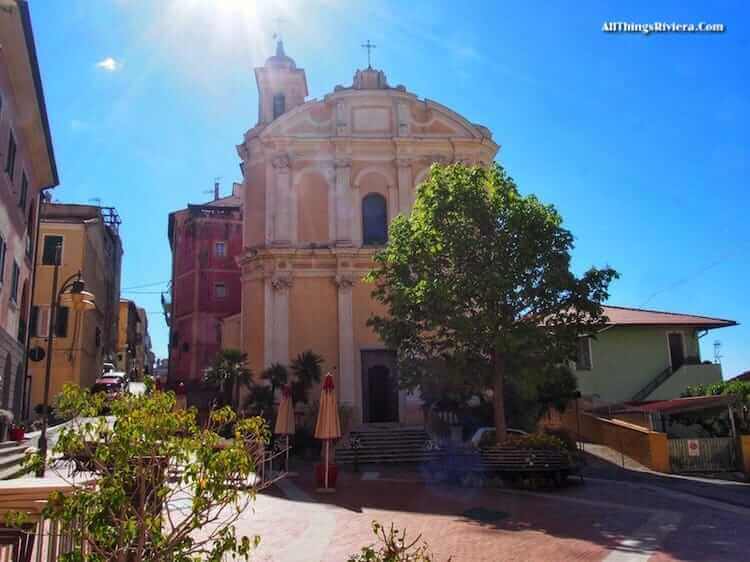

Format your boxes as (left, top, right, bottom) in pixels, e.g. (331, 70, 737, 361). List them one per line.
(426, 446, 583, 488)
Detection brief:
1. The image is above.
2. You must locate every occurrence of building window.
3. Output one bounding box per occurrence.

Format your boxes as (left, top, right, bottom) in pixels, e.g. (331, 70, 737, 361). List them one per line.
(10, 262, 19, 303)
(362, 193, 388, 246)
(214, 241, 226, 257)
(55, 306, 69, 338)
(5, 130, 16, 181)
(42, 235, 63, 265)
(576, 337, 592, 371)
(30, 305, 51, 337)
(0, 234, 5, 285)
(215, 282, 227, 299)
(273, 93, 285, 119)
(19, 172, 28, 210)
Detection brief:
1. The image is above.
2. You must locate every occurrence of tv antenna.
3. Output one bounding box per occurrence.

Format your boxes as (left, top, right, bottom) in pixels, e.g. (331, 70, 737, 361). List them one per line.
(713, 340, 723, 364)
(89, 197, 102, 207)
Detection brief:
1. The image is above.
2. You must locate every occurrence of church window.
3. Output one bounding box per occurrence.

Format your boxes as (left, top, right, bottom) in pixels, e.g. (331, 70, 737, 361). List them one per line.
(362, 194, 388, 246)
(273, 93, 285, 119)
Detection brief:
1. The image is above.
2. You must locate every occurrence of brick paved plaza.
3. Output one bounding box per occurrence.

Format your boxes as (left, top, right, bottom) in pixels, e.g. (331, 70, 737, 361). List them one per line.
(239, 466, 750, 562)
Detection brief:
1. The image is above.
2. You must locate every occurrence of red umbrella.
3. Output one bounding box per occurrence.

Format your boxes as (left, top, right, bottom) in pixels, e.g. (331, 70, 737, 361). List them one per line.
(314, 371, 341, 490)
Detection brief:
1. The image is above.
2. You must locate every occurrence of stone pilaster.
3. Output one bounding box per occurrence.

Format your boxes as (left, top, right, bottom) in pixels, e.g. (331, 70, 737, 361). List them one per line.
(270, 273, 292, 365)
(272, 154, 291, 244)
(396, 158, 413, 214)
(334, 273, 355, 406)
(334, 159, 353, 245)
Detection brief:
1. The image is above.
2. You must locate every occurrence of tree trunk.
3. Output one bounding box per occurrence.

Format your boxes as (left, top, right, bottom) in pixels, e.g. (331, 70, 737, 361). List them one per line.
(233, 379, 240, 414)
(492, 352, 507, 444)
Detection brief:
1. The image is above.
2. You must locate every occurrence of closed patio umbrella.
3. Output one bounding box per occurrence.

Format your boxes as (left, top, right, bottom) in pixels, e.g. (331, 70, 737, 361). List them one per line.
(314, 370, 341, 491)
(274, 384, 295, 473)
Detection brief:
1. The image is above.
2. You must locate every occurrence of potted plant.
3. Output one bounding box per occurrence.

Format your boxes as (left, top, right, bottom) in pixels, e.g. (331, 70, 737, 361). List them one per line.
(9, 423, 25, 442)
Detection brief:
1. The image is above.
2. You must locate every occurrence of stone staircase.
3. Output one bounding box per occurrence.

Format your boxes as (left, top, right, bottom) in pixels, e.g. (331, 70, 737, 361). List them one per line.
(0, 439, 31, 480)
(335, 424, 440, 465)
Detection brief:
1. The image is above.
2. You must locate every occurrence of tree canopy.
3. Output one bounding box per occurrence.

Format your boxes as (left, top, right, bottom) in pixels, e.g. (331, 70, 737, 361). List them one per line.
(27, 384, 269, 562)
(367, 163, 617, 441)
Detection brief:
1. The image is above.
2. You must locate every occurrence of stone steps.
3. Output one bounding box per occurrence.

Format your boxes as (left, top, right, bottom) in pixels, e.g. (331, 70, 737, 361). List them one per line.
(335, 426, 438, 465)
(0, 439, 31, 480)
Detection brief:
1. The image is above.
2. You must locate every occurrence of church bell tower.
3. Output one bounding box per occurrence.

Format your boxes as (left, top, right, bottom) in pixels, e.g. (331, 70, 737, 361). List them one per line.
(254, 40, 309, 125)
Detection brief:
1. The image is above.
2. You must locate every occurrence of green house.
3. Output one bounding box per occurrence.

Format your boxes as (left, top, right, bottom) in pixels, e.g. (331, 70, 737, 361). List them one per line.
(574, 306, 737, 404)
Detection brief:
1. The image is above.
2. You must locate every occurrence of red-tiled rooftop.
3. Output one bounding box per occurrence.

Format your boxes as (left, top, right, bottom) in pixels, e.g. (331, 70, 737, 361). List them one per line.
(623, 395, 736, 414)
(602, 305, 737, 329)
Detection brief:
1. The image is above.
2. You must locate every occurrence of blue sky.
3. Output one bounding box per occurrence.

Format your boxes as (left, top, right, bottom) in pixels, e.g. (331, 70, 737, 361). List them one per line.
(28, 1, 748, 377)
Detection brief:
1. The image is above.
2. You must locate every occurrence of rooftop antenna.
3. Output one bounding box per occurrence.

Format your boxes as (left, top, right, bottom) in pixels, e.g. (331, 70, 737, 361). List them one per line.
(89, 197, 102, 207)
(713, 340, 723, 364)
(202, 177, 221, 201)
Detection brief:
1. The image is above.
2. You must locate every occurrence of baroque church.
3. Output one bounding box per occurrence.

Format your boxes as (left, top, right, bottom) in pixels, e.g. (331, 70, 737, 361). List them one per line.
(232, 41, 498, 426)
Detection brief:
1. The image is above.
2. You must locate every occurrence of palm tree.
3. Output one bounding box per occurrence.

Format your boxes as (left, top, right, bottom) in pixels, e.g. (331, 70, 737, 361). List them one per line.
(290, 350, 323, 405)
(204, 349, 252, 413)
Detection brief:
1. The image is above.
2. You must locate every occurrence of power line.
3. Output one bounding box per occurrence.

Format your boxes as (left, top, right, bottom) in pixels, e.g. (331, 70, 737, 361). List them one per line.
(121, 280, 169, 290)
(639, 240, 749, 307)
(122, 290, 166, 295)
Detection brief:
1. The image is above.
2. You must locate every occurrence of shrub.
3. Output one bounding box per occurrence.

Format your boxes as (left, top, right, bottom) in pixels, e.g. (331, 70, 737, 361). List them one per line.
(504, 433, 567, 451)
(348, 521, 449, 562)
(27, 384, 270, 561)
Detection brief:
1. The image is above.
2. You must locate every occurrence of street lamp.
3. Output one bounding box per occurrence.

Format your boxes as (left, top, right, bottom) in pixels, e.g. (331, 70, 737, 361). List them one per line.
(36, 243, 95, 477)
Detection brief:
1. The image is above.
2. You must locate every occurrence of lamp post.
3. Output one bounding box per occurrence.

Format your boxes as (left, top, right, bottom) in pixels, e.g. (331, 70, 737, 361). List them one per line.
(36, 243, 95, 477)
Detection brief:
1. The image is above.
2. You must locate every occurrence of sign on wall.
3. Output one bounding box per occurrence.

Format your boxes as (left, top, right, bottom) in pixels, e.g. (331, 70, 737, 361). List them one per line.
(687, 439, 701, 457)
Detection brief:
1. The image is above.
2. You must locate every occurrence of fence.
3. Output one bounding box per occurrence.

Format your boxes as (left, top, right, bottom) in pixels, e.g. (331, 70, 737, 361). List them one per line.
(668, 437, 737, 473)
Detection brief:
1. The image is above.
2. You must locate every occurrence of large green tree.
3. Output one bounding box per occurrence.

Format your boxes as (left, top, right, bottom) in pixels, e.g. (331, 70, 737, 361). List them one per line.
(367, 163, 617, 442)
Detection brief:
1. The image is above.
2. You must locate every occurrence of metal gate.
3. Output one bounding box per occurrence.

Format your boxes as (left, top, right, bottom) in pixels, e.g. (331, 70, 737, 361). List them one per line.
(668, 437, 737, 473)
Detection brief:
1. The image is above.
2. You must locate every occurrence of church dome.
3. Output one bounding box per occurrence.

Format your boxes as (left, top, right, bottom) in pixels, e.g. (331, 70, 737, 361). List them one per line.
(264, 39, 296, 70)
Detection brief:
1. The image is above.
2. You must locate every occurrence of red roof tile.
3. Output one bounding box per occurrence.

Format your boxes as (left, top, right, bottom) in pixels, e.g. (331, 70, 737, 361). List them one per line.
(602, 305, 736, 329)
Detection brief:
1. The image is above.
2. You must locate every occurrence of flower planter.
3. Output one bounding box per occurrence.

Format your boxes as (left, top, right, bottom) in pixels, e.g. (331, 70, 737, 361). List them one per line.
(9, 426, 24, 442)
(314, 462, 338, 488)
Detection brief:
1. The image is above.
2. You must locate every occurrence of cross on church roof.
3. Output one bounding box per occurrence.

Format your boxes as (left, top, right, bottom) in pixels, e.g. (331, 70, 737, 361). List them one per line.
(361, 40, 376, 68)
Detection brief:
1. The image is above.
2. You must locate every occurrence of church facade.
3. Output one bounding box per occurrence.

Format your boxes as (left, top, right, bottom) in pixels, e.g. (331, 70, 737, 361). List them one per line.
(235, 42, 498, 425)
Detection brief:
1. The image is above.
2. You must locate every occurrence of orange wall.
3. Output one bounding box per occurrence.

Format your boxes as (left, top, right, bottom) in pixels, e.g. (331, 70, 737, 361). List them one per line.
(244, 166, 265, 247)
(352, 276, 386, 349)
(242, 280, 265, 375)
(289, 277, 338, 376)
(740, 435, 750, 476)
(297, 172, 329, 244)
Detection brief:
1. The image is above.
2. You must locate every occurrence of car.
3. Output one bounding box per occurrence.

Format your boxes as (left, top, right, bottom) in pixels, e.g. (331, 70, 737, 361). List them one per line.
(469, 427, 528, 449)
(101, 362, 116, 375)
(92, 377, 126, 400)
(102, 370, 129, 386)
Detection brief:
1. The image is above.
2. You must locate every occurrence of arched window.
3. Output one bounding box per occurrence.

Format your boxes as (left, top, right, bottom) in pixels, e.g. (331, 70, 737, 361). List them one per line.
(362, 193, 388, 246)
(273, 93, 285, 119)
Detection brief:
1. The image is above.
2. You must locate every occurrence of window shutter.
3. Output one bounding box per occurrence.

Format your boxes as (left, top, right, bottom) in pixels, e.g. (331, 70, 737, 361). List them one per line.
(42, 235, 63, 265)
(0, 237, 5, 283)
(55, 306, 69, 338)
(30, 306, 38, 337)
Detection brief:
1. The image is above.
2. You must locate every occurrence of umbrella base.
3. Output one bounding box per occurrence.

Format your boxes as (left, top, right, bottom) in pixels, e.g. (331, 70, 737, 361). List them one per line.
(315, 487, 336, 493)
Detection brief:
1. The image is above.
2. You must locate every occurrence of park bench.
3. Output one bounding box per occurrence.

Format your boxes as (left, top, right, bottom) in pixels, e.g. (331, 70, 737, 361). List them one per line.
(427, 445, 583, 488)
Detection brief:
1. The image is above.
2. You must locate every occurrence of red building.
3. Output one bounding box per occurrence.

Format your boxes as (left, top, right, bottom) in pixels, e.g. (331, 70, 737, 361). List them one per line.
(166, 183, 242, 407)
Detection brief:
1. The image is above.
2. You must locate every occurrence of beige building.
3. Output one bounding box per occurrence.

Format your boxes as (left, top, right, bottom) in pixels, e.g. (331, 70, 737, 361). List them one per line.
(116, 299, 137, 375)
(28, 204, 123, 411)
(0, 0, 58, 420)
(234, 42, 497, 425)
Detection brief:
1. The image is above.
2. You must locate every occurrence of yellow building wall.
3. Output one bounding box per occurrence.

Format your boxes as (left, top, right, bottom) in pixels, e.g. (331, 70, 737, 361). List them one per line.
(242, 279, 265, 375)
(289, 277, 338, 381)
(29, 223, 104, 410)
(296, 172, 329, 244)
(221, 313, 242, 351)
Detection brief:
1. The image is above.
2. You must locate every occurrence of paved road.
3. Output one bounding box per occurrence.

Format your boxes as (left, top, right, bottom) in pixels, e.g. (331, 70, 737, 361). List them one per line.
(236, 463, 750, 562)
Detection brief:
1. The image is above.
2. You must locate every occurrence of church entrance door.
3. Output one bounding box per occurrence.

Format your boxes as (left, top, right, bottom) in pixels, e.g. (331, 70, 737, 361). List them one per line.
(361, 350, 399, 423)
